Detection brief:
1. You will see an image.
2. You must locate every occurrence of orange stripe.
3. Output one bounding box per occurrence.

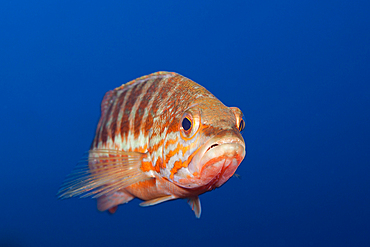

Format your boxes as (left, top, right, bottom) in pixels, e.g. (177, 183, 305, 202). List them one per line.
(99, 96, 115, 145)
(142, 76, 168, 137)
(127, 82, 147, 138)
(165, 143, 191, 162)
(120, 83, 142, 139)
(154, 157, 163, 173)
(164, 135, 179, 149)
(169, 148, 200, 179)
(130, 78, 156, 139)
(136, 77, 161, 136)
(110, 90, 127, 142)
(166, 134, 201, 179)
(141, 160, 155, 172)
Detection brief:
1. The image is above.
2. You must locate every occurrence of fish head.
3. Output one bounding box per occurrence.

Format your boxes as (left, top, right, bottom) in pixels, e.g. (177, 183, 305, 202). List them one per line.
(164, 97, 246, 191)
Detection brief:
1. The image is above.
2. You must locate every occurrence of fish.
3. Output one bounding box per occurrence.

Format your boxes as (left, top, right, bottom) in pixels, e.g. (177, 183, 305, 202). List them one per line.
(58, 71, 246, 218)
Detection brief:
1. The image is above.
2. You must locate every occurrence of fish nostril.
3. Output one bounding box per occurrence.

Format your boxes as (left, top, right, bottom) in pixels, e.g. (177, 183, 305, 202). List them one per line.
(210, 144, 218, 149)
(206, 144, 219, 152)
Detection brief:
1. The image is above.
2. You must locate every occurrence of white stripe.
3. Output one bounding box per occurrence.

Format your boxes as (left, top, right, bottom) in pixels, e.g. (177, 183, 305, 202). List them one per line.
(126, 79, 154, 150)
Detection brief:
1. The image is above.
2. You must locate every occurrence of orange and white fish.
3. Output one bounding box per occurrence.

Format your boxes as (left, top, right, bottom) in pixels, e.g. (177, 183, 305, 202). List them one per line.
(58, 72, 246, 218)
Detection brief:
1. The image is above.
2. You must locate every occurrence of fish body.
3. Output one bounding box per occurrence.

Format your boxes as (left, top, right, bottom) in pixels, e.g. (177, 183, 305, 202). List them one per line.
(58, 72, 246, 218)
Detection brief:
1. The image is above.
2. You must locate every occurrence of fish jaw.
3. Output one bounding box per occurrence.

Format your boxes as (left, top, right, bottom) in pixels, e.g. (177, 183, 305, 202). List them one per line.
(196, 143, 245, 188)
(176, 129, 246, 189)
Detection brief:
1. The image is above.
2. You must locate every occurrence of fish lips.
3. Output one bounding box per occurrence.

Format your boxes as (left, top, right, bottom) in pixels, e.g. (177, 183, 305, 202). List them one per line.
(187, 130, 246, 188)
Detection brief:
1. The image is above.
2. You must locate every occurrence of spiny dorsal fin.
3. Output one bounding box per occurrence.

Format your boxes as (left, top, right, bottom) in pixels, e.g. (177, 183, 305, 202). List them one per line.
(57, 149, 150, 199)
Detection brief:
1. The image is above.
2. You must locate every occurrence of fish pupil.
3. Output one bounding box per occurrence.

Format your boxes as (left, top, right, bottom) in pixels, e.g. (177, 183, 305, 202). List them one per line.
(182, 117, 192, 131)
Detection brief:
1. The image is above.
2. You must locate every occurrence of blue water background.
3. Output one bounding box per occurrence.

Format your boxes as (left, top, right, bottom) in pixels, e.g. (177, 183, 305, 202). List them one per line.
(1, 1, 369, 246)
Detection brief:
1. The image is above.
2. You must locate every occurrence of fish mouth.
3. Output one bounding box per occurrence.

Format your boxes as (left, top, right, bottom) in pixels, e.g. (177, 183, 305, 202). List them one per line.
(187, 130, 246, 188)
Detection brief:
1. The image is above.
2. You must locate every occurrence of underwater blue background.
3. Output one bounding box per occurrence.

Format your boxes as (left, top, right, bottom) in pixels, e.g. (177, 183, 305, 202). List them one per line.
(1, 0, 369, 246)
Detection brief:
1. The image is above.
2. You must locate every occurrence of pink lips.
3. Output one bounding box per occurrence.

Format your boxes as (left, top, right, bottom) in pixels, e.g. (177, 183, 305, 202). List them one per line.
(185, 134, 245, 189)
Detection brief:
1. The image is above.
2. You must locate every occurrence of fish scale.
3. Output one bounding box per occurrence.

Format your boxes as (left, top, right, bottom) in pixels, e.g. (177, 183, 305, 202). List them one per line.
(58, 71, 246, 218)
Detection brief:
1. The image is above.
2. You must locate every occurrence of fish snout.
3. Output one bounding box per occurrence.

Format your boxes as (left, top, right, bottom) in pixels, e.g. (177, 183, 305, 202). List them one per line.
(188, 130, 245, 187)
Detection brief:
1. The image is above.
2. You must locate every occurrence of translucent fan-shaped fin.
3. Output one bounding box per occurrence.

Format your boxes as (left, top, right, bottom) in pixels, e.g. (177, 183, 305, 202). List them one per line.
(187, 196, 201, 218)
(139, 195, 177, 207)
(97, 190, 134, 212)
(57, 149, 150, 199)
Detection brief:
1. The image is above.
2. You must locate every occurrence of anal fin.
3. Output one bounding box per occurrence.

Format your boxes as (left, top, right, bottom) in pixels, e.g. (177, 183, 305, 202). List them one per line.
(139, 195, 177, 207)
(187, 196, 201, 218)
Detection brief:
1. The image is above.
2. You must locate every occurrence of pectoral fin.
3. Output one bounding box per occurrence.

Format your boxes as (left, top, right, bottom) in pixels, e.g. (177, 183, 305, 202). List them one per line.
(57, 149, 150, 199)
(187, 196, 201, 218)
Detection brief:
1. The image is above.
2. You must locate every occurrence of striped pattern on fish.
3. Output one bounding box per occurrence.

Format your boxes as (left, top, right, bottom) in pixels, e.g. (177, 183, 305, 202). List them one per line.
(58, 71, 246, 218)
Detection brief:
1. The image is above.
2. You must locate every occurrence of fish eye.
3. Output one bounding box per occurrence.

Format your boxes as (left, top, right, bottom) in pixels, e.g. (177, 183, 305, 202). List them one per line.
(239, 119, 245, 132)
(182, 117, 192, 131)
(179, 110, 200, 139)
